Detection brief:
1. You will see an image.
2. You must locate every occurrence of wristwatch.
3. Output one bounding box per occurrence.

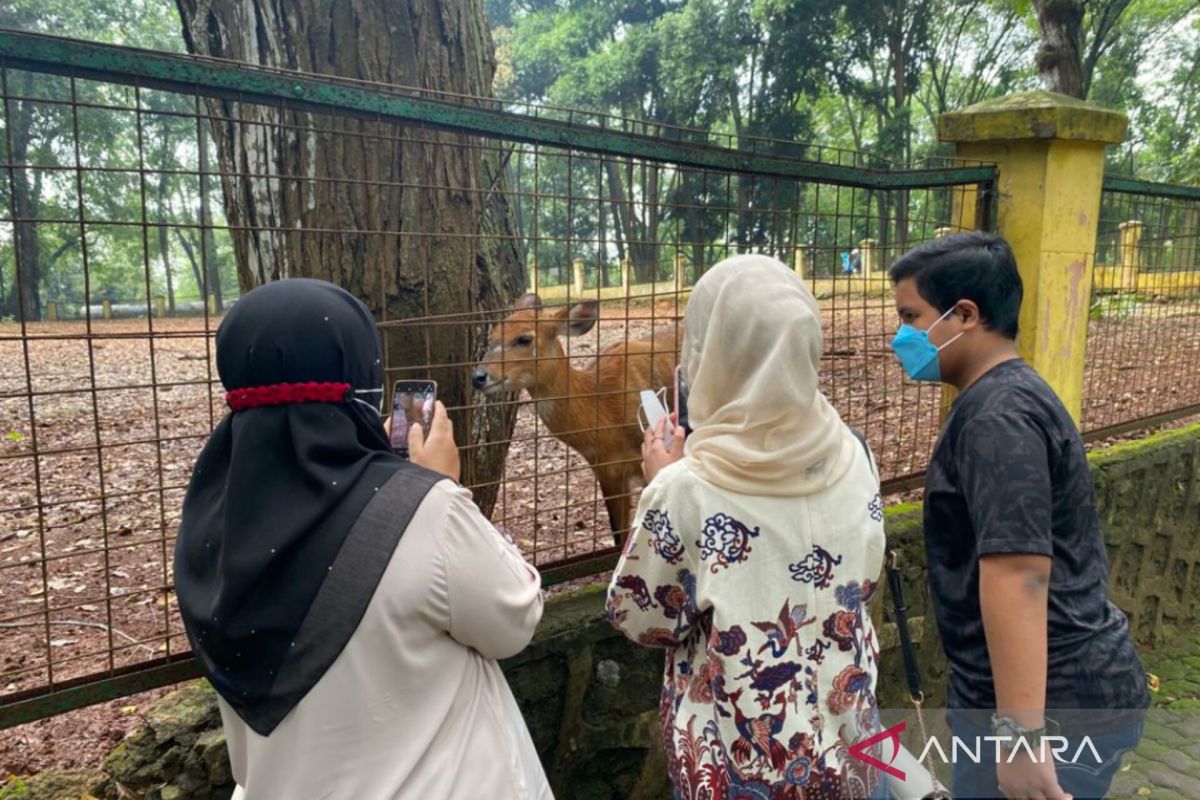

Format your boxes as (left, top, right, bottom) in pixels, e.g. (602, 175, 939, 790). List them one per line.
(990, 713, 1060, 745)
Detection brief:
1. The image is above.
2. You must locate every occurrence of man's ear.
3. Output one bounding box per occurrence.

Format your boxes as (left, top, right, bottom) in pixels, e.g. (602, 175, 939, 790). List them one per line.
(955, 299, 983, 331)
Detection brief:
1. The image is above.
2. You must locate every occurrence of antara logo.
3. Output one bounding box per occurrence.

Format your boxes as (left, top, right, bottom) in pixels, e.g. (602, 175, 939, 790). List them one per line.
(849, 721, 909, 780)
(849, 721, 1106, 778)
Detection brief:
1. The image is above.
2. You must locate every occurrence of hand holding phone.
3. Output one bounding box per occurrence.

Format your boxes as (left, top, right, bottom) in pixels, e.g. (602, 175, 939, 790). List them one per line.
(641, 417, 685, 484)
(408, 400, 460, 482)
(639, 389, 673, 450)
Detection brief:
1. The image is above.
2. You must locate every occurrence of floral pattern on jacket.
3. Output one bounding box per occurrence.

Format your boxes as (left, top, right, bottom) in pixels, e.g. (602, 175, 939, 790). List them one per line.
(607, 457, 886, 799)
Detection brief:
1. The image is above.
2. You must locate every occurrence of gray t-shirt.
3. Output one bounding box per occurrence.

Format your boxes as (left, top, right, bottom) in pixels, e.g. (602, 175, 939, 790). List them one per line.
(924, 359, 1148, 717)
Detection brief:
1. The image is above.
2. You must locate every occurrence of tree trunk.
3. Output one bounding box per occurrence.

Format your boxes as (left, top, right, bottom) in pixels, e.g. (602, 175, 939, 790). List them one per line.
(156, 160, 177, 314)
(174, 0, 525, 516)
(605, 158, 635, 280)
(891, 9, 909, 258)
(197, 117, 223, 312)
(5, 73, 42, 322)
(173, 226, 205, 303)
(1032, 0, 1086, 98)
(638, 160, 660, 283)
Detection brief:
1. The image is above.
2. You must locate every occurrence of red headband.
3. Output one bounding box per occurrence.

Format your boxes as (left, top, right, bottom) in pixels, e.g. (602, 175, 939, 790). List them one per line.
(225, 381, 352, 411)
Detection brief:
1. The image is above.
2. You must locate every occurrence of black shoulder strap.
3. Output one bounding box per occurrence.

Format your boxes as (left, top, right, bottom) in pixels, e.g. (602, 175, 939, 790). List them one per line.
(850, 426, 924, 702)
(848, 426, 877, 480)
(239, 463, 442, 734)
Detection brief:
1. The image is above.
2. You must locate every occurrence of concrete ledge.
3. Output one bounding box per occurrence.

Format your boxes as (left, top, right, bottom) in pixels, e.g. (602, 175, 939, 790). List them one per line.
(939, 90, 1128, 144)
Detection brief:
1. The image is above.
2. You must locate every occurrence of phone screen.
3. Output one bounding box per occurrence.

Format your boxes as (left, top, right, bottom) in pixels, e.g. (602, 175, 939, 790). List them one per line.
(674, 365, 691, 437)
(390, 380, 437, 453)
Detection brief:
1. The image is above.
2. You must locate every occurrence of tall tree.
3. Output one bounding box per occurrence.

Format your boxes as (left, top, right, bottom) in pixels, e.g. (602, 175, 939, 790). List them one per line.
(829, 0, 935, 254)
(918, 0, 1036, 127)
(1031, 0, 1189, 100)
(1032, 0, 1087, 96)
(1, 0, 183, 319)
(173, 0, 525, 513)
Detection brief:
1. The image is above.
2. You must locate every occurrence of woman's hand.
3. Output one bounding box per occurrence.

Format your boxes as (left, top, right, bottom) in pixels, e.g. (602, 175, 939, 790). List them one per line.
(642, 417, 685, 484)
(410, 401, 461, 483)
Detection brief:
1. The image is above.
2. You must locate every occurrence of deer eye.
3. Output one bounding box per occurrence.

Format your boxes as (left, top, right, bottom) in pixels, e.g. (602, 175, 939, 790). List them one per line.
(512, 334, 534, 347)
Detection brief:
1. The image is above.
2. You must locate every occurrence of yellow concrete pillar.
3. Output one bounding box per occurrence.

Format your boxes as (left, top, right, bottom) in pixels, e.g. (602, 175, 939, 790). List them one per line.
(621, 259, 632, 296)
(155, 295, 167, 318)
(1177, 208, 1198, 270)
(674, 252, 685, 291)
(1117, 220, 1143, 269)
(938, 90, 1127, 425)
(572, 259, 585, 295)
(46, 301, 58, 322)
(101, 298, 112, 320)
(793, 246, 806, 280)
(858, 239, 878, 275)
(527, 261, 539, 295)
(1117, 220, 1143, 292)
(207, 293, 217, 316)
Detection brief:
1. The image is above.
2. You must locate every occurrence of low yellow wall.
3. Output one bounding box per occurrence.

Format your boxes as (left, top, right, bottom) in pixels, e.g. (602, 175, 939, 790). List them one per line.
(1094, 265, 1200, 295)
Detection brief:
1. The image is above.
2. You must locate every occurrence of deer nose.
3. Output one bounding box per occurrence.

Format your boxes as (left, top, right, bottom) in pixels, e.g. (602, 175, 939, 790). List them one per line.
(472, 367, 489, 390)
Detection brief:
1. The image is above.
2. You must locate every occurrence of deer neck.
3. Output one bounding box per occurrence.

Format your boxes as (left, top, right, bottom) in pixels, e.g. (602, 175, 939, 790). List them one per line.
(526, 345, 597, 436)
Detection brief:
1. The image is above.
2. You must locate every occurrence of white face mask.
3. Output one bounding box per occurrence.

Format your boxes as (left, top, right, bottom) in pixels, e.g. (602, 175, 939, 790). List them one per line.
(350, 386, 385, 417)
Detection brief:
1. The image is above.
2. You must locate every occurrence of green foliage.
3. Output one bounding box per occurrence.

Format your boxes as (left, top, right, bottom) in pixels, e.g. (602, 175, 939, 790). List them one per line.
(1090, 293, 1141, 320)
(0, 0, 238, 317)
(1, 0, 1196, 305)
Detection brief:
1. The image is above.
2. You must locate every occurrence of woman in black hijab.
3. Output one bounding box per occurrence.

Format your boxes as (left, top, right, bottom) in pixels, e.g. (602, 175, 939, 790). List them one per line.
(176, 279, 552, 799)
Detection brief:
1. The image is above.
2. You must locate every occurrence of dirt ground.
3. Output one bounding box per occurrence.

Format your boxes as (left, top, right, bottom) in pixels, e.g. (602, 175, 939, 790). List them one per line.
(1, 291, 1198, 775)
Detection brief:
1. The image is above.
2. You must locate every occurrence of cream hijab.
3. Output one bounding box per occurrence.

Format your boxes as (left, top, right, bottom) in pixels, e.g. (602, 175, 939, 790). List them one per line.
(681, 254, 857, 496)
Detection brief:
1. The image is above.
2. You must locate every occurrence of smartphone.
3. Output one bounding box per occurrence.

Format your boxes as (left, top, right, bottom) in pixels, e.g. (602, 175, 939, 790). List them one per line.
(390, 380, 437, 455)
(639, 389, 673, 450)
(674, 365, 691, 439)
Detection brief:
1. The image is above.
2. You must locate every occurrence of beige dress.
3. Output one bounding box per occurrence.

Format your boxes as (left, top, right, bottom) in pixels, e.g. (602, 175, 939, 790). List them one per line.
(218, 479, 553, 800)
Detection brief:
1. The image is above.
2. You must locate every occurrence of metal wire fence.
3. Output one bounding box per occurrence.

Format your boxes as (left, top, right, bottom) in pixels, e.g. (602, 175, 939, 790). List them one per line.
(1083, 177, 1200, 436)
(0, 29, 997, 722)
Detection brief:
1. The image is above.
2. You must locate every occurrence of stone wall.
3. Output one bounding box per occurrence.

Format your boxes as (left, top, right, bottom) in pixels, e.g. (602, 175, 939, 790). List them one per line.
(7, 425, 1197, 800)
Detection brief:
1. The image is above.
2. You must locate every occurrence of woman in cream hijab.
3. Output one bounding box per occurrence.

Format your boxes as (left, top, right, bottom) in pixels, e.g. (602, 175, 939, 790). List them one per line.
(607, 254, 886, 800)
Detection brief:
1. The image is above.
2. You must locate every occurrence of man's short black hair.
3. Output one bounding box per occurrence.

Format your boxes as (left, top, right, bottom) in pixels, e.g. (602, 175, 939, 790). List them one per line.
(889, 231, 1023, 340)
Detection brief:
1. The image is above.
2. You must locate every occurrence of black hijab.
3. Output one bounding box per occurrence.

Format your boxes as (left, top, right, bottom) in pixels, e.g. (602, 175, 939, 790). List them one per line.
(175, 278, 439, 734)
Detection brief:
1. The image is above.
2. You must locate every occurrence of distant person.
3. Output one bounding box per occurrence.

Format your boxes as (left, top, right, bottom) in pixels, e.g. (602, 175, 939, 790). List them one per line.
(608, 255, 887, 799)
(888, 233, 1148, 800)
(175, 279, 552, 800)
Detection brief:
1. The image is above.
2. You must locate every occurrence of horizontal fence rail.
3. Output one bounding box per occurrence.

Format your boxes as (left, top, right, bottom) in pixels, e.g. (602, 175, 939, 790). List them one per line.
(0, 30, 995, 191)
(21, 29, 1174, 727)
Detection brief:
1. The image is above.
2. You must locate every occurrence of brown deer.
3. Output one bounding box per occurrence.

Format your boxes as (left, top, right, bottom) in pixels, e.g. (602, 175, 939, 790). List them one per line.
(473, 294, 679, 543)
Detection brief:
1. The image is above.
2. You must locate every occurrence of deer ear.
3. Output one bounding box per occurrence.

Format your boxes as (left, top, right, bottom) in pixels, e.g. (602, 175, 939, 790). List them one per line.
(565, 300, 599, 335)
(513, 293, 542, 311)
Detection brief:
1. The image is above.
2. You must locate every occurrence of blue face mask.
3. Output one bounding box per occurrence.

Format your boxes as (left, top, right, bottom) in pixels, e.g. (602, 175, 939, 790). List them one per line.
(890, 305, 964, 382)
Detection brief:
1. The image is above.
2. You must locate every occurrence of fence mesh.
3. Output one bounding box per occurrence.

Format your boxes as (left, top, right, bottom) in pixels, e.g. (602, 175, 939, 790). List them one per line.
(0, 31, 987, 718)
(1083, 181, 1200, 435)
